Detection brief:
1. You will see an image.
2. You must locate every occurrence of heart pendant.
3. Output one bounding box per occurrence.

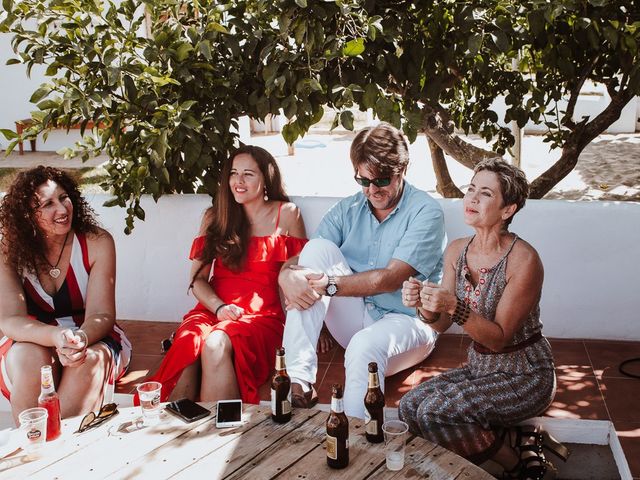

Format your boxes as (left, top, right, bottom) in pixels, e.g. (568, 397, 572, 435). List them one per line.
(49, 268, 61, 279)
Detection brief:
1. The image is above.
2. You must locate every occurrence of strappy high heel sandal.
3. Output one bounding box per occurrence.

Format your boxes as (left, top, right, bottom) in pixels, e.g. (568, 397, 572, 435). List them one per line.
(502, 426, 557, 480)
(510, 425, 570, 462)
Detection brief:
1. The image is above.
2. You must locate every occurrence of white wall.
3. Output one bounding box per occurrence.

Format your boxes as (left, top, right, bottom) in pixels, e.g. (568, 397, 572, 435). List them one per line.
(87, 194, 640, 341)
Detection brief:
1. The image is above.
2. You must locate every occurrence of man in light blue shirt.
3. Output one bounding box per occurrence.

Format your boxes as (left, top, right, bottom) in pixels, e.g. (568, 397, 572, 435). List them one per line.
(279, 122, 445, 418)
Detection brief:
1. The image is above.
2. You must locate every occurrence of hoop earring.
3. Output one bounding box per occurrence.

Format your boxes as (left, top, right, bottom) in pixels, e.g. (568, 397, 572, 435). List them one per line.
(263, 187, 269, 201)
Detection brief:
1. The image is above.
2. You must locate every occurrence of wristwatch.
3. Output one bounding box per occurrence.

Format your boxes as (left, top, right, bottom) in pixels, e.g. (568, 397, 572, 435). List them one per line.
(326, 276, 338, 297)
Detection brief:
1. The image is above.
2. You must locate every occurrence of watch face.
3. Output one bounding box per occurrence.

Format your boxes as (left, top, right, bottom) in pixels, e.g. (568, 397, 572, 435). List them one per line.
(326, 284, 337, 296)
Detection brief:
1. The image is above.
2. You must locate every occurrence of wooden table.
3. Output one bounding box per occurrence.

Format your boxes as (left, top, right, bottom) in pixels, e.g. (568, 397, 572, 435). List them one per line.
(0, 403, 493, 479)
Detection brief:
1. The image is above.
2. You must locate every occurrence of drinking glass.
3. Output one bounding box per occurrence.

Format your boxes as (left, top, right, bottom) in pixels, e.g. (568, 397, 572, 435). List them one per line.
(382, 420, 408, 471)
(137, 381, 162, 425)
(19, 407, 48, 454)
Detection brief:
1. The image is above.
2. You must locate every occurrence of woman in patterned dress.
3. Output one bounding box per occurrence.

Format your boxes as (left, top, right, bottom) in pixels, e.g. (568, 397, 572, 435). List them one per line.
(0, 166, 131, 423)
(145, 145, 307, 404)
(399, 159, 567, 479)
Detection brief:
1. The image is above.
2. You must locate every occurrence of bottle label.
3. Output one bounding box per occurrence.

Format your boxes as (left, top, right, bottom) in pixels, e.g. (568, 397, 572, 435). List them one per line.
(271, 389, 276, 414)
(275, 356, 286, 370)
(365, 419, 378, 435)
(282, 390, 291, 414)
(368, 372, 379, 388)
(326, 434, 337, 460)
(330, 397, 344, 413)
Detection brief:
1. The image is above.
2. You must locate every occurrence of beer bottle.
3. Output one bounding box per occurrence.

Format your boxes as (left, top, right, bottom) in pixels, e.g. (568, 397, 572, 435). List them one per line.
(364, 362, 385, 443)
(326, 384, 349, 469)
(37, 365, 62, 441)
(271, 347, 292, 423)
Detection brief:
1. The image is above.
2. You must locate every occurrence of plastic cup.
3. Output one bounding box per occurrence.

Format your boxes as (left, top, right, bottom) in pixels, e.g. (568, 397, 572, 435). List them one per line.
(19, 407, 48, 454)
(137, 381, 162, 425)
(382, 420, 408, 471)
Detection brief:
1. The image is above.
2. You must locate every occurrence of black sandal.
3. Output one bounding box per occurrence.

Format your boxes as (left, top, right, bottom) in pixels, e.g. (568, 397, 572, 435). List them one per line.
(509, 425, 570, 462)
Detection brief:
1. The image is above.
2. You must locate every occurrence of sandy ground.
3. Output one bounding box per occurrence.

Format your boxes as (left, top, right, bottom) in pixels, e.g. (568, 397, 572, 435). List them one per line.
(1, 131, 639, 201)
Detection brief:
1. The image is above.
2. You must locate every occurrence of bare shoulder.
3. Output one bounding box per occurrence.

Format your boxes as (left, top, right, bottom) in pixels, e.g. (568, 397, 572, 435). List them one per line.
(444, 237, 471, 263)
(85, 227, 114, 249)
(509, 237, 543, 274)
(278, 202, 305, 235)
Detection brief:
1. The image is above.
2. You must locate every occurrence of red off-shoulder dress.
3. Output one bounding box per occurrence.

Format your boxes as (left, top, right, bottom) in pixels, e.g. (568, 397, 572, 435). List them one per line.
(146, 209, 306, 404)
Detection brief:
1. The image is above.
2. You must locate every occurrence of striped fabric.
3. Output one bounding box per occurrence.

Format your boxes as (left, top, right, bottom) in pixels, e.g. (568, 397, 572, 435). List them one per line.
(0, 233, 131, 400)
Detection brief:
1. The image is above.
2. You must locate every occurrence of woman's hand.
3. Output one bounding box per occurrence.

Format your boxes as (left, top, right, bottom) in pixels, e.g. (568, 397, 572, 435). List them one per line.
(216, 304, 245, 321)
(402, 277, 423, 307)
(420, 282, 456, 314)
(55, 328, 88, 367)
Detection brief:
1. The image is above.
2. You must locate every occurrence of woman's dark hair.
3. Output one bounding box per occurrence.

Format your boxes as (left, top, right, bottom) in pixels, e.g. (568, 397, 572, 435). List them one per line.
(199, 145, 289, 271)
(0, 166, 100, 274)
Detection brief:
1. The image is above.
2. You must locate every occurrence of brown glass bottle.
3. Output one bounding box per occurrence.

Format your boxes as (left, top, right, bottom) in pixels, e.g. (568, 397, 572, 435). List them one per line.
(326, 384, 349, 469)
(271, 347, 291, 423)
(364, 362, 385, 443)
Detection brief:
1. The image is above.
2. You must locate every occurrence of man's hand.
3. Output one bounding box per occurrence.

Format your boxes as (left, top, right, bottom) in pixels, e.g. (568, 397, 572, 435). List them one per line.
(307, 272, 329, 296)
(280, 265, 322, 311)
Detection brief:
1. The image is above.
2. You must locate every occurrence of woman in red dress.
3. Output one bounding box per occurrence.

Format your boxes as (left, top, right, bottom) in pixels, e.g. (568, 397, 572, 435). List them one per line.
(147, 146, 306, 404)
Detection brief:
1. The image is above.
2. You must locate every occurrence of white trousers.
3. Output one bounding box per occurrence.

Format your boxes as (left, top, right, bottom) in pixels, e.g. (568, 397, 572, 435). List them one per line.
(282, 238, 438, 418)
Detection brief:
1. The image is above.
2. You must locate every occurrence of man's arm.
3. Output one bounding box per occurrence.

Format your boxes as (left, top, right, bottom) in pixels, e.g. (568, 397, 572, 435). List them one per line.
(308, 259, 416, 297)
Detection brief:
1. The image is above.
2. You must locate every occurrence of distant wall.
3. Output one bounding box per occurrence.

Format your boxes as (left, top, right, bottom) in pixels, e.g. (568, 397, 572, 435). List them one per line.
(85, 194, 640, 341)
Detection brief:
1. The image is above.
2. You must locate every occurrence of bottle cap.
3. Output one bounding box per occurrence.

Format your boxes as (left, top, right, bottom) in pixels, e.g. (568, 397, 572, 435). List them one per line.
(368, 362, 378, 373)
(276, 347, 285, 356)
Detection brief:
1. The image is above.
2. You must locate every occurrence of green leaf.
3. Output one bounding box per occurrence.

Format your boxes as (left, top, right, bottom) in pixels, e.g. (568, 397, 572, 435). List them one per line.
(282, 122, 300, 145)
(5, 58, 21, 65)
(468, 34, 483, 54)
(2, 0, 13, 11)
(340, 110, 354, 130)
(0, 128, 18, 140)
(175, 43, 194, 62)
(199, 40, 212, 61)
(30, 86, 51, 104)
(342, 38, 365, 57)
(207, 22, 229, 34)
(295, 0, 307, 7)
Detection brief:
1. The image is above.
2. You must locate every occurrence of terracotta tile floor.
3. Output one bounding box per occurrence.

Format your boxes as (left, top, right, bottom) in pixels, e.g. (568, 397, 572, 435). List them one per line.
(117, 321, 640, 478)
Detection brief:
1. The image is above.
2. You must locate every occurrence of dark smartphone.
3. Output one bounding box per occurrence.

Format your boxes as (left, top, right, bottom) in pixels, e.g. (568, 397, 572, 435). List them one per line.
(165, 398, 211, 423)
(216, 399, 243, 427)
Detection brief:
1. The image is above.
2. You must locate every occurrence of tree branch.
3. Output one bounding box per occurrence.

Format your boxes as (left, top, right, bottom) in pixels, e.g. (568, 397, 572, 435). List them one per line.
(421, 106, 497, 169)
(428, 135, 463, 198)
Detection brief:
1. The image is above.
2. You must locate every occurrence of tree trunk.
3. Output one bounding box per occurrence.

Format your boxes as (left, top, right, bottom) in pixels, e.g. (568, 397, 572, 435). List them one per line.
(427, 134, 463, 198)
(529, 89, 633, 198)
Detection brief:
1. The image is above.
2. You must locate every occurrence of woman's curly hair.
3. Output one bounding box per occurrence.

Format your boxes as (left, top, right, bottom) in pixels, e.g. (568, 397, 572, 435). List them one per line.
(0, 166, 100, 275)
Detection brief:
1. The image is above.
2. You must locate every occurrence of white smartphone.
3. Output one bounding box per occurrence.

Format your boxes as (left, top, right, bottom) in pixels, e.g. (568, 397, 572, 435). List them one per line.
(215, 399, 243, 428)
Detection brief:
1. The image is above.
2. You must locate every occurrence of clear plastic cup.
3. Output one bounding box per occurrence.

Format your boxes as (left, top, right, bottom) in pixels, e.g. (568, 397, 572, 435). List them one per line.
(382, 420, 408, 471)
(137, 381, 162, 425)
(19, 407, 48, 454)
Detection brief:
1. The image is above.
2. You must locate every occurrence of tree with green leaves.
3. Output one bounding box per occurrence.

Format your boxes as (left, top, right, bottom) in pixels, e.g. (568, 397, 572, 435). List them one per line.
(1, 0, 639, 231)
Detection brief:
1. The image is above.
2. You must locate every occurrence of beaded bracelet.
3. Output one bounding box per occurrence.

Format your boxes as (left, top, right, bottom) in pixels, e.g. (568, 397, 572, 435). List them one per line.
(215, 303, 229, 316)
(416, 308, 439, 325)
(451, 297, 471, 326)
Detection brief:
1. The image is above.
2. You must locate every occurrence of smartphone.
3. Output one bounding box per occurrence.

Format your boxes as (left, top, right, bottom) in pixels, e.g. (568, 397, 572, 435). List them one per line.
(215, 399, 243, 428)
(165, 398, 211, 423)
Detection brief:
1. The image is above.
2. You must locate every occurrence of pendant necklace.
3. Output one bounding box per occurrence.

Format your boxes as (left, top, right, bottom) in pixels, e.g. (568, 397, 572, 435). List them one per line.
(46, 231, 70, 279)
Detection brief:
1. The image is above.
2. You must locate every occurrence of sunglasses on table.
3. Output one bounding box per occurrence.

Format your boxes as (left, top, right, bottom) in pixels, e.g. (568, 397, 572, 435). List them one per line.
(76, 403, 119, 433)
(354, 175, 392, 188)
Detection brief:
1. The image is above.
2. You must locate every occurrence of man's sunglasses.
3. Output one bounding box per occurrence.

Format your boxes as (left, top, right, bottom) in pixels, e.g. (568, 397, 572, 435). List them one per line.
(354, 175, 392, 188)
(76, 403, 119, 433)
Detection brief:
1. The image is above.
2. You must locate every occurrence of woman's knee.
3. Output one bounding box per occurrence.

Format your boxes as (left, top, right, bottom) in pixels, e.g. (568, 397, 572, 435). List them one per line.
(5, 342, 53, 378)
(202, 331, 233, 365)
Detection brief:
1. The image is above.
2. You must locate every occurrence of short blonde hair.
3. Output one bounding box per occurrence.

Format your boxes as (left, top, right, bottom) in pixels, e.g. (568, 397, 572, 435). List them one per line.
(473, 158, 529, 228)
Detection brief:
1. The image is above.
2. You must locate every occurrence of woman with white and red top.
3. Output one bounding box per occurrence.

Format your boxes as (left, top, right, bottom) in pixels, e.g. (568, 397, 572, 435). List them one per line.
(0, 166, 131, 423)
